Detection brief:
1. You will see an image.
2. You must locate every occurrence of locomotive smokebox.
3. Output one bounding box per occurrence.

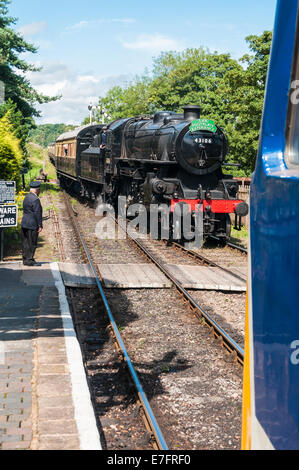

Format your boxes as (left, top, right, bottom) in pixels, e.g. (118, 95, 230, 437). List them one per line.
(183, 105, 201, 121)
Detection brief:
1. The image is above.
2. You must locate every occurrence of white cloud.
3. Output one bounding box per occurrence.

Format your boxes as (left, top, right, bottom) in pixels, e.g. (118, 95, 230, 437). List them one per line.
(122, 33, 185, 53)
(66, 18, 135, 31)
(78, 75, 100, 84)
(27, 62, 132, 124)
(18, 21, 47, 37)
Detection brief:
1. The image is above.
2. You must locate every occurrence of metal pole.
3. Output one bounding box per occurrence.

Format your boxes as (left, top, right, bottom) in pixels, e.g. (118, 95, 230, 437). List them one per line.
(0, 228, 4, 262)
(88, 104, 92, 125)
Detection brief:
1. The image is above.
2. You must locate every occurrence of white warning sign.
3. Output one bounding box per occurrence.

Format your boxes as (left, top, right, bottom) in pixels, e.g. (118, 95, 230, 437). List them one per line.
(0, 205, 18, 227)
(0, 181, 15, 204)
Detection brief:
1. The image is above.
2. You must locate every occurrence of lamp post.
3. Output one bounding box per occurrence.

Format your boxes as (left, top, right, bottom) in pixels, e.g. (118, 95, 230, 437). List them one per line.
(100, 107, 105, 124)
(88, 103, 100, 125)
(99, 107, 112, 125)
(88, 103, 93, 125)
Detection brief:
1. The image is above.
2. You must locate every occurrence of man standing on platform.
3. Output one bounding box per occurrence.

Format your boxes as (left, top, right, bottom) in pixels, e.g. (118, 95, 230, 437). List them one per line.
(21, 181, 43, 266)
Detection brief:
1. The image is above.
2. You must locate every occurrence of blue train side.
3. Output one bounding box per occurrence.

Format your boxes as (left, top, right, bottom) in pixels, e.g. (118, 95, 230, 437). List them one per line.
(243, 0, 299, 450)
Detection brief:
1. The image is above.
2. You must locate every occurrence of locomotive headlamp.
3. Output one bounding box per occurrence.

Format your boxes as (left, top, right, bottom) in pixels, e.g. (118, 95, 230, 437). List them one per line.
(206, 190, 212, 200)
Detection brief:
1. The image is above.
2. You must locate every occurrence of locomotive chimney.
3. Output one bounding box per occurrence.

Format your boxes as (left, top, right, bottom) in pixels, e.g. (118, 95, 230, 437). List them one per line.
(183, 105, 201, 121)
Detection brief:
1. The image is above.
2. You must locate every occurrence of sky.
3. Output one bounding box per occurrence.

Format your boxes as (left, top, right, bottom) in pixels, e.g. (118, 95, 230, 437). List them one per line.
(8, 0, 277, 125)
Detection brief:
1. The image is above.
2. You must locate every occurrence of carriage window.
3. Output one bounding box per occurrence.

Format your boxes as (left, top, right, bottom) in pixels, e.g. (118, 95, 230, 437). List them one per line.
(286, 12, 299, 166)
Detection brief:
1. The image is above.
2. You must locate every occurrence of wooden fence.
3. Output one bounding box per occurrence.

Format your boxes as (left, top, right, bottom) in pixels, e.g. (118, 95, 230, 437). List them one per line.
(236, 178, 250, 228)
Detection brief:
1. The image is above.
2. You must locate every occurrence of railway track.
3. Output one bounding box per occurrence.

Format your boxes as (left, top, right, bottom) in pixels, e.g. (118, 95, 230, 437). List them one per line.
(63, 192, 169, 451)
(166, 241, 246, 284)
(54, 190, 244, 449)
(120, 234, 245, 367)
(227, 241, 247, 254)
(64, 193, 245, 365)
(209, 235, 248, 255)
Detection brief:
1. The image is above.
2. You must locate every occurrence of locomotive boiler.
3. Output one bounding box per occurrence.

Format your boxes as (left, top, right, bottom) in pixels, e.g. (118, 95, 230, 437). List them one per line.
(51, 105, 248, 240)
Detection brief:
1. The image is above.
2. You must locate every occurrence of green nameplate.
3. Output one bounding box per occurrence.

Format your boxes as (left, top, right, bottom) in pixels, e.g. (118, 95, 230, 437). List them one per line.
(189, 119, 217, 133)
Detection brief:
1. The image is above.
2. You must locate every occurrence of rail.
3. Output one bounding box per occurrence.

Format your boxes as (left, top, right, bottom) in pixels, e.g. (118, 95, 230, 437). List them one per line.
(116, 225, 245, 366)
(63, 192, 169, 451)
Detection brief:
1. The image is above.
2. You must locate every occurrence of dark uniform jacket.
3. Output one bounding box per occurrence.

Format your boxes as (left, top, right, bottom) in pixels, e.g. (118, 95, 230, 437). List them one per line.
(101, 132, 107, 146)
(21, 192, 43, 230)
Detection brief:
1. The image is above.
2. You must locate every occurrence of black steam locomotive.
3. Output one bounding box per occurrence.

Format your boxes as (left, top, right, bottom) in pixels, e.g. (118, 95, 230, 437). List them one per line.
(49, 105, 248, 240)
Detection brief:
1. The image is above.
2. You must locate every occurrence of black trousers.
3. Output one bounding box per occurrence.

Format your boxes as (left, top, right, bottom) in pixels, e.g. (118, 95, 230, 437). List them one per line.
(21, 228, 38, 264)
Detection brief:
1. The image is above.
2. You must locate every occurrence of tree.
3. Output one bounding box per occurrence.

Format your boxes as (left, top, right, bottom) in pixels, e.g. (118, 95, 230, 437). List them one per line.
(93, 75, 154, 123)
(85, 32, 272, 176)
(221, 31, 273, 173)
(28, 123, 76, 148)
(0, 0, 60, 170)
(0, 110, 22, 184)
(0, 99, 33, 154)
(0, 0, 59, 120)
(148, 48, 240, 120)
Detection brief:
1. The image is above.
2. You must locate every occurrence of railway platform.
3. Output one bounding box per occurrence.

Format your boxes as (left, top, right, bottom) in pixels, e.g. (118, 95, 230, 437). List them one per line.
(0, 261, 102, 450)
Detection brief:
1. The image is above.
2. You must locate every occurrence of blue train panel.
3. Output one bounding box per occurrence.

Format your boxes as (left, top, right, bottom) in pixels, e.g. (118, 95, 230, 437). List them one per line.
(243, 0, 299, 450)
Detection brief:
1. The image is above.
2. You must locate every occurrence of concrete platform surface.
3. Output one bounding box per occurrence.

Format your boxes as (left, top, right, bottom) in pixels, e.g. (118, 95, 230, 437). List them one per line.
(0, 262, 101, 450)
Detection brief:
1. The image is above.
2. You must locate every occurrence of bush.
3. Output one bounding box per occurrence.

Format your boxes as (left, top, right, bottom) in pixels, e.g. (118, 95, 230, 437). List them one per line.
(0, 111, 23, 186)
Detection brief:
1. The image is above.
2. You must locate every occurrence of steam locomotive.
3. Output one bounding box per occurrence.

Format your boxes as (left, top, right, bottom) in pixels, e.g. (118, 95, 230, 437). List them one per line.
(49, 105, 248, 240)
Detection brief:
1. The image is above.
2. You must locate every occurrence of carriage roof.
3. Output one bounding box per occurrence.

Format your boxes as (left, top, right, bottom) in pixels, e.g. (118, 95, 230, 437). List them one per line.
(56, 124, 102, 142)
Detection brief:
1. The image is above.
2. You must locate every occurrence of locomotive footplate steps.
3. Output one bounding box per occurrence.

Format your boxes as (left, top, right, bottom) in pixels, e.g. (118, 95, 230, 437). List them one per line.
(165, 265, 247, 291)
(98, 263, 172, 289)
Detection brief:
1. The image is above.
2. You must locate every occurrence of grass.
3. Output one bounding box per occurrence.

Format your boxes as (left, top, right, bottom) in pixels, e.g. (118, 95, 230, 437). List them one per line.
(230, 225, 248, 248)
(231, 225, 248, 240)
(3, 205, 24, 259)
(3, 143, 60, 260)
(25, 142, 57, 184)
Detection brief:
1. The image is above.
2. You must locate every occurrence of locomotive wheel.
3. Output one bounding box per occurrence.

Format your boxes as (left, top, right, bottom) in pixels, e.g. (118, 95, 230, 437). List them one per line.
(225, 213, 232, 239)
(213, 213, 231, 244)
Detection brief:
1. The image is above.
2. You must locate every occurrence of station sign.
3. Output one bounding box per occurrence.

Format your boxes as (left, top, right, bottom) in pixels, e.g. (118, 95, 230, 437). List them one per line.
(0, 181, 15, 204)
(0, 205, 18, 228)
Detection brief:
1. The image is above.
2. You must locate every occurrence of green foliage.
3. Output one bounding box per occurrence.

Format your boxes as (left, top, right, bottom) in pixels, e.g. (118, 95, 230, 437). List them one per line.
(26, 142, 56, 181)
(0, 99, 33, 155)
(0, 111, 23, 185)
(0, 0, 60, 162)
(0, 0, 59, 119)
(28, 123, 76, 148)
(231, 225, 248, 240)
(93, 75, 154, 123)
(87, 32, 272, 176)
(222, 31, 273, 173)
(148, 48, 239, 116)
